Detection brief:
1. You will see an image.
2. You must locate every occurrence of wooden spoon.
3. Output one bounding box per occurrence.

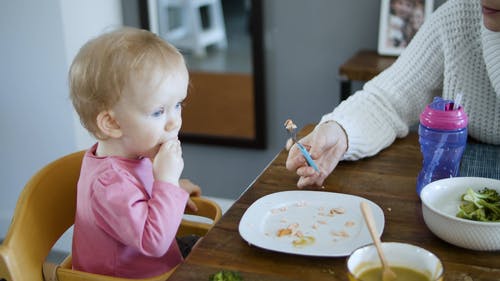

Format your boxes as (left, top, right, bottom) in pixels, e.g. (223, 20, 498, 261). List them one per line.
(360, 201, 397, 281)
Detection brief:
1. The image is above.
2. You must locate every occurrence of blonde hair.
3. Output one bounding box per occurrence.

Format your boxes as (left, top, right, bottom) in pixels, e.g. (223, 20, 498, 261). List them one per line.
(69, 27, 186, 139)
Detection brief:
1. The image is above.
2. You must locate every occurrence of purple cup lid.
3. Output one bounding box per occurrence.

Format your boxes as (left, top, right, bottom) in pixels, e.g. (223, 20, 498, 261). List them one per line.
(420, 97, 468, 130)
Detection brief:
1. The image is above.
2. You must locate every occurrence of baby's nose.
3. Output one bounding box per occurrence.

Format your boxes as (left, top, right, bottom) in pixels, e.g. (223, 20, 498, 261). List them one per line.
(165, 117, 181, 132)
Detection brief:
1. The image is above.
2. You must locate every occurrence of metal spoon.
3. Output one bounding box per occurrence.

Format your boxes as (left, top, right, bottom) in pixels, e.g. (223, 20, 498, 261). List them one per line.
(284, 119, 320, 172)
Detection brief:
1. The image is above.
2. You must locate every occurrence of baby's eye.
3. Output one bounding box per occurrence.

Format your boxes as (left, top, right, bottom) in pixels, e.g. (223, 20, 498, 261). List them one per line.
(151, 107, 165, 117)
(175, 101, 185, 110)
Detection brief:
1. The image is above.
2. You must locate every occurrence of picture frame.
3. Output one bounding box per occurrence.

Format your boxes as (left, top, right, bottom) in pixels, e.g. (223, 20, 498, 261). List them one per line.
(377, 0, 434, 56)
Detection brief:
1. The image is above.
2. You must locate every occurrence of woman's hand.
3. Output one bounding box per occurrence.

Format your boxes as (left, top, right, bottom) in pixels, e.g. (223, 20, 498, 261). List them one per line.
(285, 121, 348, 188)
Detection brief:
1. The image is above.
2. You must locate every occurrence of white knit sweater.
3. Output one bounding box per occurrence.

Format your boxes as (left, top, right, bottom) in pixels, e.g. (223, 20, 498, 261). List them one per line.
(321, 0, 500, 160)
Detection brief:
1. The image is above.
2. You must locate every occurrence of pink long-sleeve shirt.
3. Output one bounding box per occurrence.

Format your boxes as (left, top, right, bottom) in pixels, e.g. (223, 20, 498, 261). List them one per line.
(72, 144, 189, 278)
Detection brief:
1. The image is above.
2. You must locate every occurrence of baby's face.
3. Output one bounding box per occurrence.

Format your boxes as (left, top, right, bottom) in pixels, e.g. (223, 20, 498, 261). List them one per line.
(411, 9, 424, 28)
(111, 67, 188, 159)
(482, 0, 500, 31)
(392, 0, 414, 19)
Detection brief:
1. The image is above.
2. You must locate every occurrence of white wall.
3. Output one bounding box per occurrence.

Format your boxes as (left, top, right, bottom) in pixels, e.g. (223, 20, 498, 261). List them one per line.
(60, 0, 123, 150)
(0, 0, 73, 242)
(0, 0, 122, 252)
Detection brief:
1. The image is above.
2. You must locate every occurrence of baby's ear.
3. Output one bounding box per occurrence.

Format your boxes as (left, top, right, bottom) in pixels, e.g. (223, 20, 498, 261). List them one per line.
(96, 110, 122, 138)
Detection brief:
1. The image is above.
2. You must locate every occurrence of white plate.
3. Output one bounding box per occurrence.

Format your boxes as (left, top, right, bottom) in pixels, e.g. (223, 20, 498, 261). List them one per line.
(238, 190, 385, 257)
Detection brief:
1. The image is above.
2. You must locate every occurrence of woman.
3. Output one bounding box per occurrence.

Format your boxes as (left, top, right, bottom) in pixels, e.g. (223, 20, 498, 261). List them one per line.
(286, 0, 500, 188)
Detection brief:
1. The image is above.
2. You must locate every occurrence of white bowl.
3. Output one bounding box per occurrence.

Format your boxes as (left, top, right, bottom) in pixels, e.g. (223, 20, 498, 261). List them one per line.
(420, 177, 500, 251)
(346, 242, 444, 281)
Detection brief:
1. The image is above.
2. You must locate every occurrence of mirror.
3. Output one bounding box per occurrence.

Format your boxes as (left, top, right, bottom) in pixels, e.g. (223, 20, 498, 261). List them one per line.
(136, 0, 266, 148)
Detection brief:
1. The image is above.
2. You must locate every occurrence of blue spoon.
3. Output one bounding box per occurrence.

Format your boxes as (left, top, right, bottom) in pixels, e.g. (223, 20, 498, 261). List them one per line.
(295, 142, 320, 172)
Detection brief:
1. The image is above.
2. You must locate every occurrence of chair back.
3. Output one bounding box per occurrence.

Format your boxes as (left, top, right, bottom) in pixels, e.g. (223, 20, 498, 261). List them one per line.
(178, 196, 222, 237)
(0, 150, 84, 281)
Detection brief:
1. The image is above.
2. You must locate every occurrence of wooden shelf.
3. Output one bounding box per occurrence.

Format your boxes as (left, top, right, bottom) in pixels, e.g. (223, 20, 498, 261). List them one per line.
(338, 50, 397, 100)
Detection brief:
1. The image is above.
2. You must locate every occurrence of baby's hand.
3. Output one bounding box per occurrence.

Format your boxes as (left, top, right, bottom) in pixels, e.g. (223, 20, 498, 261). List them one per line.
(153, 140, 184, 185)
(179, 179, 202, 212)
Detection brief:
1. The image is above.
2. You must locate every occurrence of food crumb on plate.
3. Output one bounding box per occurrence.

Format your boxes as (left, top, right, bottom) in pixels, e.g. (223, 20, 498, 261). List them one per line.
(331, 207, 345, 214)
(331, 230, 350, 238)
(295, 200, 307, 207)
(345, 221, 355, 227)
(276, 228, 292, 237)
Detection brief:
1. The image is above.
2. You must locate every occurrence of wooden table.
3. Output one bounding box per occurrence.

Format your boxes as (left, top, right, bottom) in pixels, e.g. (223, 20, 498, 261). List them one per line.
(168, 125, 500, 281)
(339, 50, 397, 100)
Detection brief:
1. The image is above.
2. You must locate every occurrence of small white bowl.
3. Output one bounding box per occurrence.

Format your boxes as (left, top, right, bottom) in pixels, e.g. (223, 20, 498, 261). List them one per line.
(346, 242, 443, 281)
(420, 177, 500, 251)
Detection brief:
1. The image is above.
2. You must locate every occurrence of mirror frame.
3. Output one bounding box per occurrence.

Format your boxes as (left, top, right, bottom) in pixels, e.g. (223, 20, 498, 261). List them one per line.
(137, 0, 266, 149)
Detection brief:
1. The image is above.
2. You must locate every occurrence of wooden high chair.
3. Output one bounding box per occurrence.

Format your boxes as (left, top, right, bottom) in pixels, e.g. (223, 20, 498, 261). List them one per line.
(0, 150, 222, 281)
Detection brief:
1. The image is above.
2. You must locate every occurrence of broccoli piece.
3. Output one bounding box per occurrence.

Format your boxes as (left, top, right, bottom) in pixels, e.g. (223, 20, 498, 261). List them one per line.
(479, 187, 500, 202)
(209, 270, 243, 281)
(457, 202, 486, 221)
(462, 187, 500, 205)
(457, 187, 500, 222)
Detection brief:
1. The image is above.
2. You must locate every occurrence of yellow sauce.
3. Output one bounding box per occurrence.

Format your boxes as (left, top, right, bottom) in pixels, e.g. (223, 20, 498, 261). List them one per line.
(292, 236, 315, 247)
(357, 266, 430, 281)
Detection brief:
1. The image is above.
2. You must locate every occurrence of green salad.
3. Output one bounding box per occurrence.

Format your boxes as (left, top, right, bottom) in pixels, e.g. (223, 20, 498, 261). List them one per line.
(209, 270, 243, 281)
(456, 187, 500, 222)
